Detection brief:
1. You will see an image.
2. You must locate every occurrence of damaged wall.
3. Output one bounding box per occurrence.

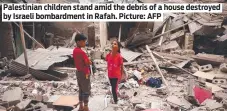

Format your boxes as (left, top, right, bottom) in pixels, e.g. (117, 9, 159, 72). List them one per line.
(0, 22, 15, 59)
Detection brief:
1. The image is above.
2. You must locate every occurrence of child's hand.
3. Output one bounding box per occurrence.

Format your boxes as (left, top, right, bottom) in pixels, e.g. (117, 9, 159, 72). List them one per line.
(89, 61, 92, 65)
(86, 74, 89, 79)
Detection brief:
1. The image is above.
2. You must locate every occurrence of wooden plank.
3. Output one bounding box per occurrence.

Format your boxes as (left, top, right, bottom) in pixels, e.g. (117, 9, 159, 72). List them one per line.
(146, 45, 169, 87)
(19, 22, 29, 75)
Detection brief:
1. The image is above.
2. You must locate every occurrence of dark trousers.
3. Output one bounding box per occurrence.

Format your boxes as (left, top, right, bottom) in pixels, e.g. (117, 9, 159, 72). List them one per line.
(109, 78, 119, 103)
(76, 71, 91, 104)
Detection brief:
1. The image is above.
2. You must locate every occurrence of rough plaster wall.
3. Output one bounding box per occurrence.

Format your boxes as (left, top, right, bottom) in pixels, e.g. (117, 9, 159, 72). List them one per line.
(0, 23, 15, 59)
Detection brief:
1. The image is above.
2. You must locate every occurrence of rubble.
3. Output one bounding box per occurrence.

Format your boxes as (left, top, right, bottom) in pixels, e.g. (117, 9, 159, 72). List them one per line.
(199, 64, 213, 72)
(15, 99, 31, 111)
(201, 99, 223, 110)
(2, 87, 23, 105)
(220, 63, 227, 73)
(192, 71, 215, 81)
(1, 2, 227, 110)
(166, 95, 192, 110)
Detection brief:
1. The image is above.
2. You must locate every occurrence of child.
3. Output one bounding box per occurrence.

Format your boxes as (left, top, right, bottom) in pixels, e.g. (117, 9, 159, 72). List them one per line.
(73, 33, 92, 111)
(106, 40, 124, 104)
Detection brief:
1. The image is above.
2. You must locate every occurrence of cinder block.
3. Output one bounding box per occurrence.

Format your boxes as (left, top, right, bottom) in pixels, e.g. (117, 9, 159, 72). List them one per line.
(220, 63, 227, 73)
(212, 79, 227, 85)
(199, 64, 213, 72)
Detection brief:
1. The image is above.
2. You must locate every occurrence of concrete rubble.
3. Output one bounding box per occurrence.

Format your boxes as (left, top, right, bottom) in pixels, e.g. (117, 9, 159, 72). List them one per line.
(1, 0, 227, 111)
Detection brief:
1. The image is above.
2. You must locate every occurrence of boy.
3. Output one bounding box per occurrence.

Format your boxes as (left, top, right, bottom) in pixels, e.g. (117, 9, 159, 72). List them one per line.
(73, 33, 92, 111)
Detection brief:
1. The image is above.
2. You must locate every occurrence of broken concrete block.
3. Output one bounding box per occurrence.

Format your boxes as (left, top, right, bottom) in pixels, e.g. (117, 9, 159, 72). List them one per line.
(193, 71, 215, 81)
(135, 104, 147, 111)
(130, 97, 142, 106)
(162, 40, 180, 51)
(214, 91, 227, 102)
(190, 66, 199, 73)
(212, 79, 227, 85)
(166, 96, 192, 110)
(199, 64, 213, 72)
(220, 63, 227, 73)
(2, 87, 23, 105)
(43, 94, 49, 103)
(176, 76, 184, 82)
(15, 99, 31, 111)
(190, 106, 207, 111)
(201, 99, 223, 110)
(156, 87, 167, 95)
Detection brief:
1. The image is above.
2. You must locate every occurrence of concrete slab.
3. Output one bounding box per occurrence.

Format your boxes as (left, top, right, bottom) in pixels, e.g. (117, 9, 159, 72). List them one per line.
(162, 41, 180, 51)
(166, 95, 192, 109)
(201, 99, 223, 110)
(193, 71, 215, 81)
(2, 87, 23, 103)
(205, 82, 224, 93)
(15, 99, 31, 111)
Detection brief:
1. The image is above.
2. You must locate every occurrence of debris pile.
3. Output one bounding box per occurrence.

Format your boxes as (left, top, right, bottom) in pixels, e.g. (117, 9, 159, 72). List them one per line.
(1, 2, 227, 111)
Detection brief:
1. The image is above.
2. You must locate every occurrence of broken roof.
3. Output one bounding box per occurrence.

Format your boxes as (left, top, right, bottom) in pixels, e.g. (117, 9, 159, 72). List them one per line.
(15, 47, 73, 70)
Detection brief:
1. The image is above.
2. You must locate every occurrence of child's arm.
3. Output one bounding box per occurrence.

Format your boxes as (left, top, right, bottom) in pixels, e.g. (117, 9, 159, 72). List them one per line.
(82, 52, 92, 66)
(120, 56, 124, 77)
(121, 65, 124, 76)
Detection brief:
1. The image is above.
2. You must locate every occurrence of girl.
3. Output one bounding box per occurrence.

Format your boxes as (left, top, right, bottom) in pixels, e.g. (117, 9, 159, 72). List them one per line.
(106, 40, 124, 104)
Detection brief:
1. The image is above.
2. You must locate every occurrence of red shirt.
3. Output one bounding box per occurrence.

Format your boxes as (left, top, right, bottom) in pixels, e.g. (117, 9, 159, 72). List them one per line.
(73, 47, 90, 74)
(106, 52, 123, 79)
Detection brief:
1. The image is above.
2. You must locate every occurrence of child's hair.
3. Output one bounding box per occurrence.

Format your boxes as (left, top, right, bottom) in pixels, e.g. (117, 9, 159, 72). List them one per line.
(74, 33, 87, 42)
(112, 40, 122, 53)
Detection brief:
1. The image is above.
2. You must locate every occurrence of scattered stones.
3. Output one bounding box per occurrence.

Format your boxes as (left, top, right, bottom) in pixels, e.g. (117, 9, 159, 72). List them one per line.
(201, 99, 223, 110)
(166, 95, 192, 110)
(156, 87, 167, 95)
(220, 63, 227, 73)
(176, 76, 184, 82)
(135, 104, 147, 111)
(15, 99, 31, 111)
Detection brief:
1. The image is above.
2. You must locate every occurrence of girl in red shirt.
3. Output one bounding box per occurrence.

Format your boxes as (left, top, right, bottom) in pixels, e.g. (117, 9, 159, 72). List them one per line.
(106, 40, 124, 104)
